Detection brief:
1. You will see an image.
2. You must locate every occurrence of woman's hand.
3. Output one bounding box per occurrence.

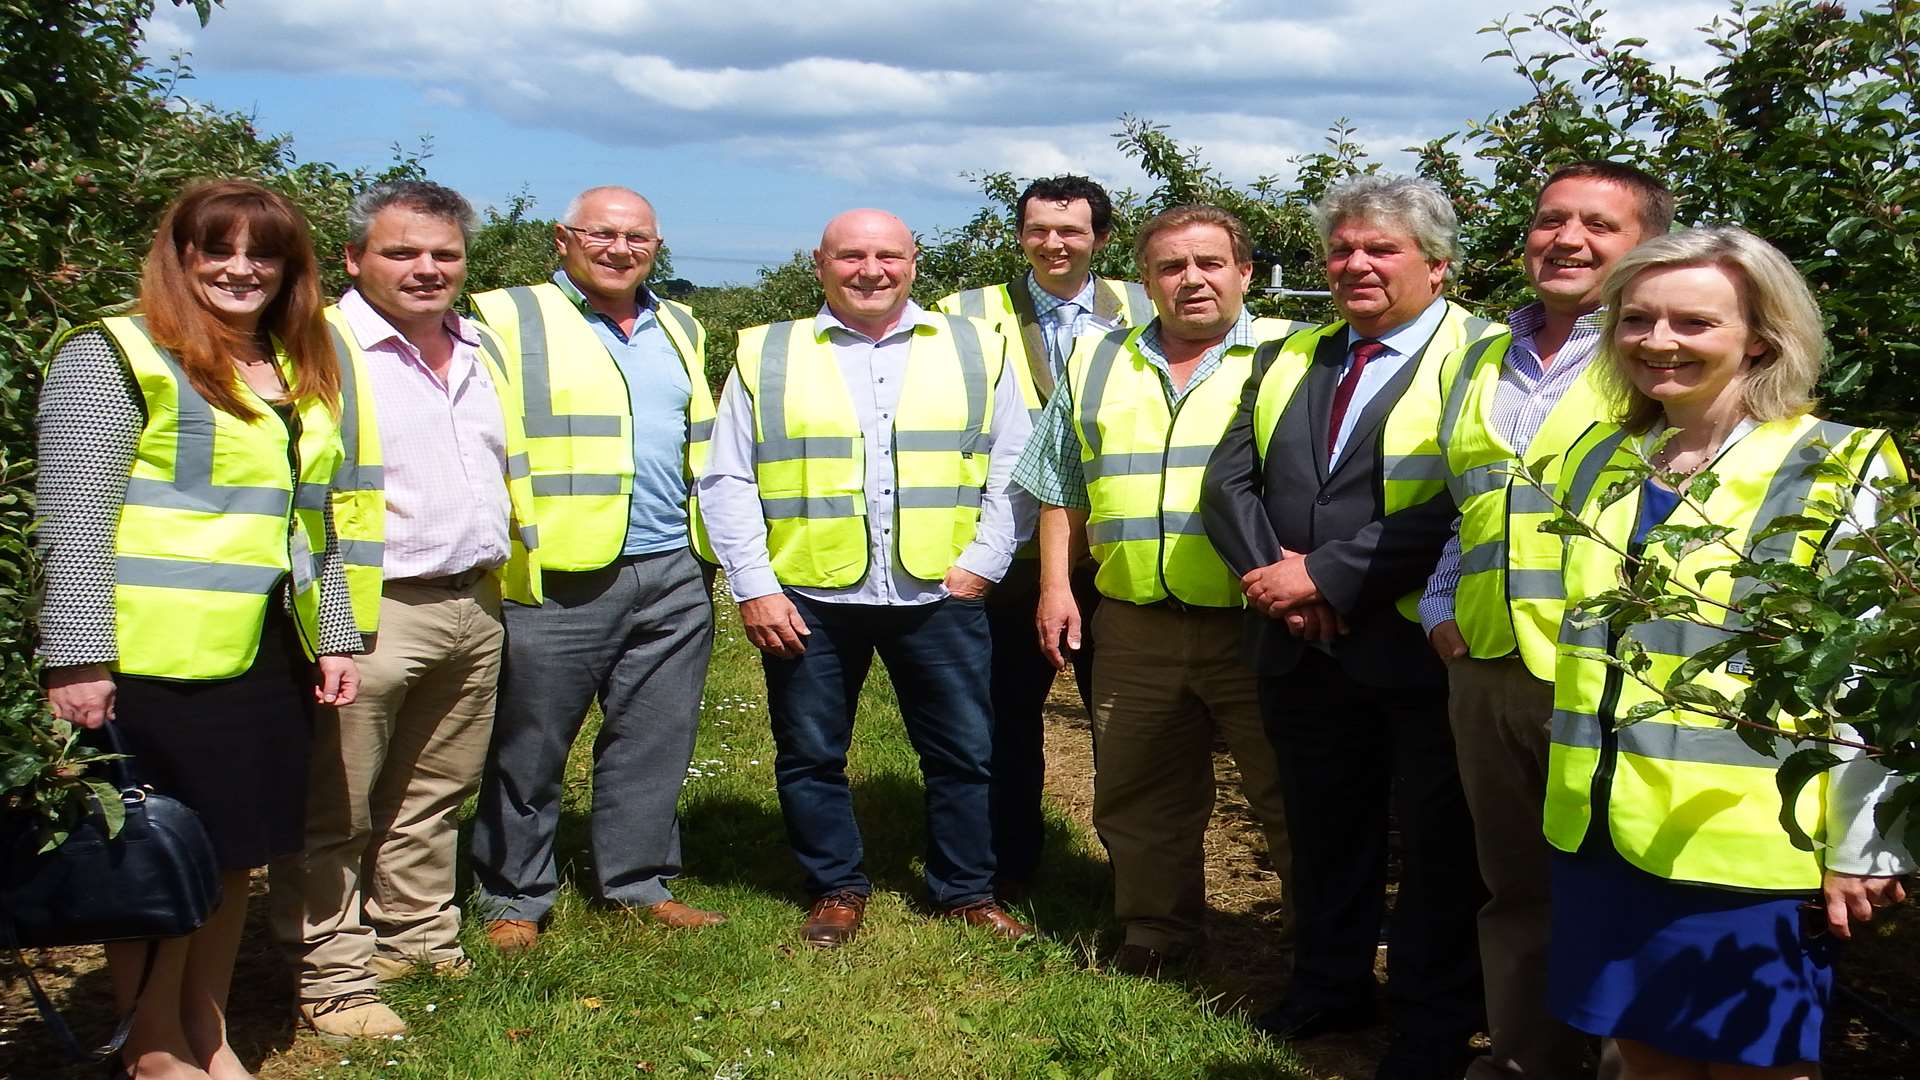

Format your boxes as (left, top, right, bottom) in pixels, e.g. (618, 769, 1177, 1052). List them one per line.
(1820, 869, 1909, 939)
(315, 655, 360, 708)
(45, 664, 116, 729)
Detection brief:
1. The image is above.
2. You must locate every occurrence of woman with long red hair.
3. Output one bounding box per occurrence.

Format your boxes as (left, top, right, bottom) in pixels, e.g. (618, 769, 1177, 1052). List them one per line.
(36, 179, 362, 1080)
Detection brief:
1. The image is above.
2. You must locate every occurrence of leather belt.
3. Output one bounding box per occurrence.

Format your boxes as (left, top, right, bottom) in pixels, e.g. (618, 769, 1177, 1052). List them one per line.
(387, 567, 489, 591)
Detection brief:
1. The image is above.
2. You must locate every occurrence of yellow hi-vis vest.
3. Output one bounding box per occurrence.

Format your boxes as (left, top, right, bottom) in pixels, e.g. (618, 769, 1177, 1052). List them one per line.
(1250, 302, 1504, 621)
(1436, 330, 1609, 678)
(469, 282, 716, 571)
(1069, 318, 1303, 607)
(90, 316, 342, 679)
(934, 278, 1153, 416)
(321, 306, 543, 633)
(1546, 414, 1904, 891)
(734, 314, 1007, 588)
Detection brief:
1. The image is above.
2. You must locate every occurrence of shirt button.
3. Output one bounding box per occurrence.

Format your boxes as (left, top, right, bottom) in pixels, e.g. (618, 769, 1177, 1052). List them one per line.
(882, 488, 892, 495)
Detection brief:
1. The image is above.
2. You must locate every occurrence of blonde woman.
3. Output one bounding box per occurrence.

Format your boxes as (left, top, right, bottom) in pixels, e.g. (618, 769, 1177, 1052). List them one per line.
(1544, 225, 1913, 1078)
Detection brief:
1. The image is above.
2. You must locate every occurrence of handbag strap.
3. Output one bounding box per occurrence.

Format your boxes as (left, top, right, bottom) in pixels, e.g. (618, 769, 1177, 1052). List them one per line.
(9, 941, 156, 1063)
(96, 722, 142, 794)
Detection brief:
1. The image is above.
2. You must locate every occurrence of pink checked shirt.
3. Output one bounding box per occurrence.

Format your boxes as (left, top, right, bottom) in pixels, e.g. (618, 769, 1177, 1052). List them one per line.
(337, 289, 512, 580)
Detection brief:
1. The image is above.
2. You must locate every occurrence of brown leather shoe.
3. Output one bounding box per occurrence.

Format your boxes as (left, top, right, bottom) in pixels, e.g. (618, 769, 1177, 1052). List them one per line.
(801, 890, 867, 947)
(944, 898, 1034, 940)
(484, 918, 539, 955)
(645, 899, 728, 929)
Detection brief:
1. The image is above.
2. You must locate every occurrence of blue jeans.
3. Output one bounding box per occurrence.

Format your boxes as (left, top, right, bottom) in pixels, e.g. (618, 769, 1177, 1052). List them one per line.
(762, 593, 996, 908)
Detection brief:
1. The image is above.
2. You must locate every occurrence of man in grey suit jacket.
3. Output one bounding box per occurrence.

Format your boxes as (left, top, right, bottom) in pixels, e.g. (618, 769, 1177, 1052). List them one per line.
(1201, 176, 1499, 1080)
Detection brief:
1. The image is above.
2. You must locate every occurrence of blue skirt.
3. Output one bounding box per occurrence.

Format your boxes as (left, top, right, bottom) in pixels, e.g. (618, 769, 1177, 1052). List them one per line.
(1548, 843, 1834, 1066)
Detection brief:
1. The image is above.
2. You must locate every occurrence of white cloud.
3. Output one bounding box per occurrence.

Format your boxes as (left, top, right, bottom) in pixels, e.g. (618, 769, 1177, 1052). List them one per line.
(141, 0, 1732, 195)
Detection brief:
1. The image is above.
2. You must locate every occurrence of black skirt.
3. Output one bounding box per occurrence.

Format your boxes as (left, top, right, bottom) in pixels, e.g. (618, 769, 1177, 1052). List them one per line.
(109, 607, 314, 870)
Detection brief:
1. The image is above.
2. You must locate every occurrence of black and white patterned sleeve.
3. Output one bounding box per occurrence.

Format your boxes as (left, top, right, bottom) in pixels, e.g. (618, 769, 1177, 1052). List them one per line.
(314, 499, 365, 654)
(35, 331, 141, 668)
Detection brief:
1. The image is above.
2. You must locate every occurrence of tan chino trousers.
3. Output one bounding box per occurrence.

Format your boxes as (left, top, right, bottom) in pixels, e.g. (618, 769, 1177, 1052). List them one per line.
(1088, 600, 1292, 954)
(272, 579, 504, 1000)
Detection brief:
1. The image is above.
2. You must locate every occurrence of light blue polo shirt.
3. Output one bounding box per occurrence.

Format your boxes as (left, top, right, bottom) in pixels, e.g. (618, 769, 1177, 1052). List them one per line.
(552, 271, 692, 556)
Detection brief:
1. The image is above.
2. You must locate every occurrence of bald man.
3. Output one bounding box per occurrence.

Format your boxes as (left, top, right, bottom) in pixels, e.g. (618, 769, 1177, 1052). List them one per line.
(699, 210, 1036, 946)
(468, 186, 722, 952)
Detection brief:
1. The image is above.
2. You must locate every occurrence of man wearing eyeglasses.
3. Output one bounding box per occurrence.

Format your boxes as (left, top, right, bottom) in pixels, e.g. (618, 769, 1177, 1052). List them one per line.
(467, 185, 721, 953)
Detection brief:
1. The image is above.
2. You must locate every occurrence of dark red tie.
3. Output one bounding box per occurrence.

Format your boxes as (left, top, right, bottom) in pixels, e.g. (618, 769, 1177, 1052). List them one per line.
(1327, 339, 1384, 462)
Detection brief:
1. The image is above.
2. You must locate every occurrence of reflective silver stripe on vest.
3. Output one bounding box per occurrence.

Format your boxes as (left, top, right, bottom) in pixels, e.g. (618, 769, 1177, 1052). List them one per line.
(293, 483, 330, 511)
(326, 323, 384, 491)
(1508, 482, 1558, 514)
(1083, 451, 1166, 482)
(1629, 618, 1738, 655)
(1454, 463, 1505, 500)
(1087, 517, 1162, 545)
(1161, 511, 1210, 536)
(1550, 708, 1601, 749)
(506, 286, 625, 439)
(1076, 334, 1130, 461)
(1559, 614, 1609, 649)
(1383, 453, 1446, 484)
(1164, 445, 1214, 469)
(1555, 708, 1788, 767)
(118, 319, 295, 517)
(1733, 420, 1855, 600)
(753, 320, 857, 462)
(531, 474, 624, 496)
(689, 418, 715, 441)
(506, 453, 531, 480)
(1562, 429, 1634, 513)
(518, 524, 539, 549)
(339, 539, 386, 567)
(116, 555, 285, 593)
(898, 486, 986, 510)
(655, 301, 702, 357)
(1460, 539, 1505, 576)
(958, 290, 988, 319)
(895, 430, 989, 453)
(1435, 331, 1509, 457)
(1507, 569, 1564, 600)
(763, 495, 860, 519)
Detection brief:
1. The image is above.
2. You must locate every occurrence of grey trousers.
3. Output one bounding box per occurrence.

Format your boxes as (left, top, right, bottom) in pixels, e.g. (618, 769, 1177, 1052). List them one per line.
(469, 548, 713, 921)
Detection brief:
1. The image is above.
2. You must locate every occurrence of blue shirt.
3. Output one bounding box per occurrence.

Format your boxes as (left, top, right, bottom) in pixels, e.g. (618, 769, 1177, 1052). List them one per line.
(552, 270, 692, 556)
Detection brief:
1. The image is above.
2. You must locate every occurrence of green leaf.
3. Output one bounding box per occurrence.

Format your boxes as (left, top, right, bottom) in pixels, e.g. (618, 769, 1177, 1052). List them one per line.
(681, 1045, 714, 1065)
(1872, 777, 1918, 840)
(1776, 748, 1842, 851)
(85, 777, 125, 838)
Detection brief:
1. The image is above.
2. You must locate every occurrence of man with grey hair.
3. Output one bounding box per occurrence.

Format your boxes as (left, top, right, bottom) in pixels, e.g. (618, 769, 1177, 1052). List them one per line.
(467, 186, 721, 954)
(1201, 175, 1500, 1078)
(277, 180, 540, 1039)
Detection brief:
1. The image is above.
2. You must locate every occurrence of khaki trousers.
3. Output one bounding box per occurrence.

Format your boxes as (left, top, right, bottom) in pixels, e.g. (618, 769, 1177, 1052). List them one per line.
(1089, 600, 1291, 954)
(272, 579, 504, 1000)
(1450, 654, 1596, 1079)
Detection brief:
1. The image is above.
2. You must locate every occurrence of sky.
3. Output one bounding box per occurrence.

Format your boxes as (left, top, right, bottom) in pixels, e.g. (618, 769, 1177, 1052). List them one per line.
(142, 0, 1726, 285)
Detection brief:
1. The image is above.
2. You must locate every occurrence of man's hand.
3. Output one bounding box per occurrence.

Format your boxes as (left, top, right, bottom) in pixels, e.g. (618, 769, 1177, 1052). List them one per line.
(1035, 584, 1081, 671)
(740, 593, 811, 658)
(1821, 870, 1909, 940)
(1429, 620, 1468, 661)
(943, 566, 991, 601)
(45, 664, 115, 730)
(316, 656, 360, 707)
(1242, 555, 1319, 617)
(1280, 601, 1346, 641)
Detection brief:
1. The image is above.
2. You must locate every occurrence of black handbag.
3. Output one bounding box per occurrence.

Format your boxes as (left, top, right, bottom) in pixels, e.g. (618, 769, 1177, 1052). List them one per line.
(1, 723, 223, 1061)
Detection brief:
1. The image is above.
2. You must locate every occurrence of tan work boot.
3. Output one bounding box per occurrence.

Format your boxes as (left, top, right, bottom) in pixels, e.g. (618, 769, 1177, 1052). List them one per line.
(296, 991, 407, 1041)
(485, 918, 539, 955)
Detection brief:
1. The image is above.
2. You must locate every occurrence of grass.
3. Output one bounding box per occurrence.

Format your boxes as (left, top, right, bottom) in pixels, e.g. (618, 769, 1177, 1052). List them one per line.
(283, 598, 1306, 1079)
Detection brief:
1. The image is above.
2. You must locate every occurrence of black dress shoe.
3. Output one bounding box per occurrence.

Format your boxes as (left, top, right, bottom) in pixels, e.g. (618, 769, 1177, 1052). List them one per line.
(1107, 943, 1169, 978)
(1371, 1035, 1479, 1080)
(1251, 998, 1378, 1041)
